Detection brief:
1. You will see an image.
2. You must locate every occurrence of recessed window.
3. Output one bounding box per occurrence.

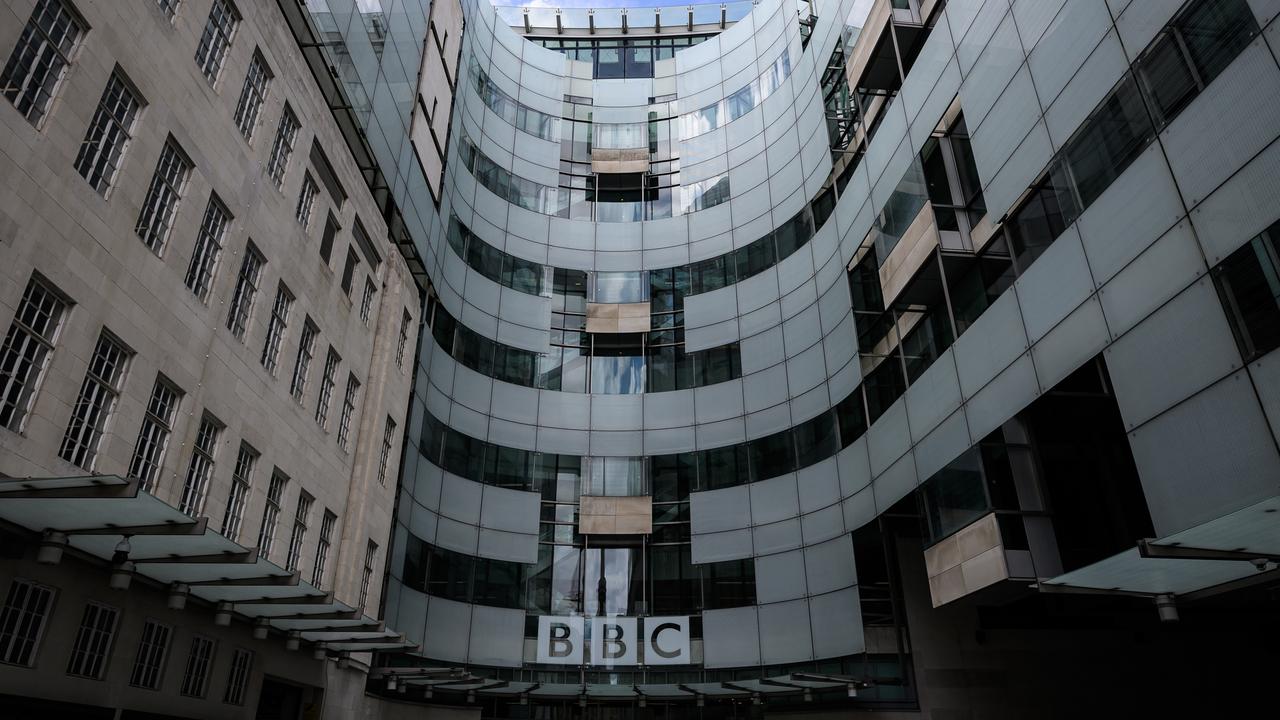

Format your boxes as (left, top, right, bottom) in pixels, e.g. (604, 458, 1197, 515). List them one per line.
(256, 469, 287, 558)
(222, 648, 252, 705)
(319, 213, 339, 264)
(340, 247, 359, 297)
(127, 376, 182, 492)
(0, 578, 55, 666)
(232, 50, 271, 140)
(179, 635, 215, 698)
(312, 509, 337, 586)
(220, 442, 257, 541)
(376, 416, 396, 486)
(285, 490, 313, 572)
(358, 540, 378, 609)
(177, 414, 221, 516)
(185, 196, 232, 301)
(0, 0, 83, 127)
(59, 331, 131, 470)
(359, 277, 377, 326)
(265, 104, 300, 187)
(260, 283, 293, 375)
(290, 318, 318, 402)
(0, 277, 70, 431)
(315, 347, 339, 429)
(395, 308, 411, 368)
(225, 242, 264, 341)
(65, 601, 118, 679)
(295, 172, 318, 228)
(75, 70, 142, 195)
(336, 373, 360, 451)
(135, 139, 192, 253)
(195, 0, 239, 84)
(128, 620, 171, 690)
(156, 0, 179, 20)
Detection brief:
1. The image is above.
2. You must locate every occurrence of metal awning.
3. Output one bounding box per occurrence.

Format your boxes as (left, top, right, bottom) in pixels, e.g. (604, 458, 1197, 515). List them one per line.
(373, 670, 853, 703)
(0, 475, 415, 654)
(1038, 495, 1280, 602)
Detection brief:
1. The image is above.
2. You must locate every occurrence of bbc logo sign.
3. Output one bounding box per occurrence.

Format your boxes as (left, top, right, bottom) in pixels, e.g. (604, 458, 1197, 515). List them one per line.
(536, 616, 690, 666)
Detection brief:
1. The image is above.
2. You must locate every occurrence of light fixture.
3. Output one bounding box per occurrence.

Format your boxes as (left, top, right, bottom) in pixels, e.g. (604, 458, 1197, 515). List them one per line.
(252, 617, 270, 640)
(285, 631, 301, 651)
(638, 695, 646, 708)
(467, 690, 476, 704)
(520, 693, 528, 705)
(803, 689, 813, 702)
(213, 601, 233, 627)
(167, 583, 189, 610)
(578, 694, 586, 708)
(386, 674, 398, 691)
(109, 537, 133, 590)
(751, 693, 761, 705)
(397, 681, 406, 694)
(846, 683, 858, 698)
(1155, 593, 1179, 622)
(424, 687, 433, 699)
(313, 642, 329, 660)
(36, 530, 68, 565)
(696, 695, 705, 708)
(337, 651, 352, 670)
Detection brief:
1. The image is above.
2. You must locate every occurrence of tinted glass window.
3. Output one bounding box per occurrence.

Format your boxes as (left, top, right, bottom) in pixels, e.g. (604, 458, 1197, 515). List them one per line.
(1213, 222, 1280, 361)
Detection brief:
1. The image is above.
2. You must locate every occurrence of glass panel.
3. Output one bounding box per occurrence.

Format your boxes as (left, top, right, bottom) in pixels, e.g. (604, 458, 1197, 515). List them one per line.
(921, 448, 989, 543)
(592, 271, 649, 303)
(1176, 0, 1258, 83)
(1213, 223, 1280, 361)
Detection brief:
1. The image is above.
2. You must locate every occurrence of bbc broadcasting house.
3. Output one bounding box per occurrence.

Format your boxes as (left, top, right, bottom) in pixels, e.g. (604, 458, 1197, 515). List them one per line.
(2, 0, 1280, 717)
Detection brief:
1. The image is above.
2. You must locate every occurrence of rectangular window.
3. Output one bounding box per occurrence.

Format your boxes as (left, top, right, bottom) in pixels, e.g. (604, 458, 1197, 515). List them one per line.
(232, 50, 271, 140)
(195, 0, 238, 84)
(336, 373, 360, 451)
(1213, 220, 1280, 362)
(395, 308, 411, 368)
(179, 635, 215, 698)
(128, 377, 181, 491)
(359, 278, 377, 326)
(358, 539, 377, 609)
(1, 278, 69, 431)
(376, 416, 396, 486)
(260, 283, 293, 374)
(256, 469, 287, 557)
(178, 414, 221, 516)
(315, 348, 339, 428)
(295, 172, 318, 228)
(312, 509, 336, 586)
(0, 579, 55, 666)
(340, 247, 359, 297)
(0, 0, 83, 127)
(65, 601, 118, 679)
(59, 331, 131, 469)
(156, 0, 179, 19)
(225, 243, 264, 341)
(135, 139, 192, 252)
(128, 620, 170, 689)
(319, 213, 339, 264)
(1061, 74, 1154, 209)
(265, 104, 300, 187)
(222, 648, 251, 705)
(75, 70, 142, 195)
(289, 318, 317, 402)
(285, 491, 313, 572)
(185, 196, 231, 301)
(220, 443, 257, 540)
